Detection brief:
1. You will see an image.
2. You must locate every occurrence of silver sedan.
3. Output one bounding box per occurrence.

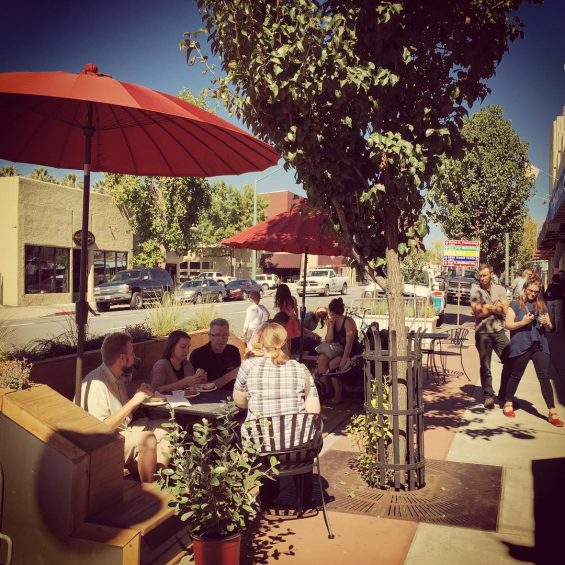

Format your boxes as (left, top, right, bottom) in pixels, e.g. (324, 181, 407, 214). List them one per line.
(174, 279, 226, 304)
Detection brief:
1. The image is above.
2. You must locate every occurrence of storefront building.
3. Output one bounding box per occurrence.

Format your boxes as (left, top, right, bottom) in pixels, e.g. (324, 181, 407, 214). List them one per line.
(0, 177, 133, 306)
(537, 106, 565, 275)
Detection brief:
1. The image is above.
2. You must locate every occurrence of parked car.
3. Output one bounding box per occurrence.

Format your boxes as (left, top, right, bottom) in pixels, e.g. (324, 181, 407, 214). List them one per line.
(224, 279, 263, 301)
(94, 267, 174, 312)
(174, 279, 226, 304)
(255, 273, 280, 291)
(446, 269, 479, 304)
(297, 268, 348, 297)
(199, 272, 234, 286)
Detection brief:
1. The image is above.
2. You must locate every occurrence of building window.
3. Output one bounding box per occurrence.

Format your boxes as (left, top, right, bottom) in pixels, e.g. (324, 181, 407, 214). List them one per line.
(25, 245, 69, 294)
(94, 250, 128, 285)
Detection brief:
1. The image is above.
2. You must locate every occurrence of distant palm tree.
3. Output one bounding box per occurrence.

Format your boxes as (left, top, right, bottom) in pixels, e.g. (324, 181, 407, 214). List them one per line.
(30, 167, 56, 183)
(0, 165, 19, 176)
(61, 173, 83, 189)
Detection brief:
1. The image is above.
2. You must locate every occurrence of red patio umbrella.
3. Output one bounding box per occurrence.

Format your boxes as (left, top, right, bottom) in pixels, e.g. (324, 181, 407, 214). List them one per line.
(0, 63, 279, 404)
(221, 200, 343, 255)
(221, 201, 346, 359)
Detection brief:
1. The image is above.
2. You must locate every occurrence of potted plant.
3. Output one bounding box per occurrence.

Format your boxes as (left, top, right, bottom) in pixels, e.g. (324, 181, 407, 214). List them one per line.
(158, 403, 278, 565)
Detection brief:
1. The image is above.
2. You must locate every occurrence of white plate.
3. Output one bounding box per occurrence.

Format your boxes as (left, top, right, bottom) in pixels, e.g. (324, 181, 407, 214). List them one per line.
(143, 397, 167, 407)
(197, 384, 217, 393)
(184, 391, 200, 399)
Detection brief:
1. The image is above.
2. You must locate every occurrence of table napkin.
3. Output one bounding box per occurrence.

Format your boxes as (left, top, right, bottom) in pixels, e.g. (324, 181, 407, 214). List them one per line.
(164, 390, 193, 407)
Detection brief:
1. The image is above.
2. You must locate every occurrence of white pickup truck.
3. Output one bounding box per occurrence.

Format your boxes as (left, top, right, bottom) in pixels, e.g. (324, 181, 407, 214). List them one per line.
(199, 272, 233, 286)
(364, 268, 446, 321)
(297, 268, 349, 297)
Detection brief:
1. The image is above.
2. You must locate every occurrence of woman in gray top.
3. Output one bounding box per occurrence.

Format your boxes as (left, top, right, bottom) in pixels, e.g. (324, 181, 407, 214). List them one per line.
(150, 330, 207, 393)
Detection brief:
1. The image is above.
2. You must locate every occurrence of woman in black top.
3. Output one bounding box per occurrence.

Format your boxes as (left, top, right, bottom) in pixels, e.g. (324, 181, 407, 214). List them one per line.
(317, 297, 362, 404)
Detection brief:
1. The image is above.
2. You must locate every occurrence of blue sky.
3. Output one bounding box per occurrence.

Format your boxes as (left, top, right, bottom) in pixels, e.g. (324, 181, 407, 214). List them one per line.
(1, 0, 564, 245)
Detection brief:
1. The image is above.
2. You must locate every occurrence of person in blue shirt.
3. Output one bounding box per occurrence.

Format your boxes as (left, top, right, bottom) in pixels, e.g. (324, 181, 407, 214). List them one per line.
(502, 274, 563, 427)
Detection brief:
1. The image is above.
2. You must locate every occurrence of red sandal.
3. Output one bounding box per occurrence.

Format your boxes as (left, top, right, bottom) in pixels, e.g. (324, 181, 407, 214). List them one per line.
(502, 405, 516, 418)
(548, 413, 564, 427)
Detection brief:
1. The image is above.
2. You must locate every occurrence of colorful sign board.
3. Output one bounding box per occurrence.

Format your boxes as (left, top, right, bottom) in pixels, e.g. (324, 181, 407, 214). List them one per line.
(443, 240, 480, 268)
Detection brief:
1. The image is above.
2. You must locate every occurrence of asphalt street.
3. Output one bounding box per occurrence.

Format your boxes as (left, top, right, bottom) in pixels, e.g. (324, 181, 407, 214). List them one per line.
(4, 288, 371, 349)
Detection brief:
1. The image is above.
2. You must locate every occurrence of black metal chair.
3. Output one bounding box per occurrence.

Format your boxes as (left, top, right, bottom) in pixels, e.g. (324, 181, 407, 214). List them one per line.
(432, 327, 470, 382)
(246, 413, 335, 539)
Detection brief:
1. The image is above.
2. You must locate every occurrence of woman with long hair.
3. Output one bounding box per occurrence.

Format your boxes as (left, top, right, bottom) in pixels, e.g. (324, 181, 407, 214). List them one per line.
(233, 322, 320, 507)
(317, 297, 363, 404)
(274, 283, 301, 341)
(150, 330, 207, 393)
(503, 274, 563, 426)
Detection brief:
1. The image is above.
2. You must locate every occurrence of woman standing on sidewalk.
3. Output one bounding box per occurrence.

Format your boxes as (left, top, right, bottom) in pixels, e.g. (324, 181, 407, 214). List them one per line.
(502, 274, 563, 427)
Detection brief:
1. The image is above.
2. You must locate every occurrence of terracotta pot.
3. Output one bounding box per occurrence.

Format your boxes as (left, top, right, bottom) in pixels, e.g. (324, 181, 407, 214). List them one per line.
(191, 531, 241, 565)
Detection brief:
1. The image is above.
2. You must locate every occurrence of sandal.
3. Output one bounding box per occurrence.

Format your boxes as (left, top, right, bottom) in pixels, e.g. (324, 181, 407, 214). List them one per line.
(502, 405, 515, 418)
(548, 413, 564, 427)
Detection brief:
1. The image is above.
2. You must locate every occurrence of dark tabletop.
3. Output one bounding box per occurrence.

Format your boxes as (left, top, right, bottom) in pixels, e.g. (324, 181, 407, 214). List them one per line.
(146, 387, 239, 419)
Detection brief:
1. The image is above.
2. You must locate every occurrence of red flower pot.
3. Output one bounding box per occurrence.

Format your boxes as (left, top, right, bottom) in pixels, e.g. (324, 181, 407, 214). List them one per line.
(191, 531, 241, 565)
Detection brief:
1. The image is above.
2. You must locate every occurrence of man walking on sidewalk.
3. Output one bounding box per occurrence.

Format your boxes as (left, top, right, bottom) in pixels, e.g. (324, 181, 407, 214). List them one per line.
(471, 263, 511, 409)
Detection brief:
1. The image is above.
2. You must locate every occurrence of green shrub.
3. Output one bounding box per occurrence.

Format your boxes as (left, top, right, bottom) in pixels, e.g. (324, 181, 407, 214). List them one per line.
(183, 305, 217, 333)
(0, 315, 14, 361)
(345, 378, 393, 488)
(0, 359, 32, 390)
(158, 404, 278, 538)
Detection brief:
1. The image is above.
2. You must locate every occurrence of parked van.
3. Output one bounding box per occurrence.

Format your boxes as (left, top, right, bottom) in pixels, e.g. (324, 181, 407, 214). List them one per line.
(255, 273, 280, 291)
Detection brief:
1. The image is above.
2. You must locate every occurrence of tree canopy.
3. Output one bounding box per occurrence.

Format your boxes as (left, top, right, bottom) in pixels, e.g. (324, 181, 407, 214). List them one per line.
(188, 0, 537, 319)
(102, 173, 212, 265)
(431, 105, 535, 271)
(0, 165, 19, 176)
(30, 167, 56, 183)
(197, 181, 268, 247)
(514, 214, 539, 270)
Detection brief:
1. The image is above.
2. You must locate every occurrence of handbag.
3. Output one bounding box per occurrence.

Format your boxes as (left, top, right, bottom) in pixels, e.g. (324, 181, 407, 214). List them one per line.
(315, 342, 344, 360)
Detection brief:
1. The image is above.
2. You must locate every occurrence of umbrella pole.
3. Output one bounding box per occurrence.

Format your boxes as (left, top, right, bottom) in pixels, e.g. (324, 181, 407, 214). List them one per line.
(74, 104, 94, 405)
(298, 247, 308, 362)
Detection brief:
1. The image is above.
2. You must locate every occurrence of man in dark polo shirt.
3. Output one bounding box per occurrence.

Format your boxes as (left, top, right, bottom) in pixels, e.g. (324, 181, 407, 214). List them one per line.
(470, 263, 511, 409)
(189, 318, 241, 389)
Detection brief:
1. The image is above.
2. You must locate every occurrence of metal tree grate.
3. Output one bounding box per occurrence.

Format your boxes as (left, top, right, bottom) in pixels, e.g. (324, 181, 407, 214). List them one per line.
(316, 452, 502, 531)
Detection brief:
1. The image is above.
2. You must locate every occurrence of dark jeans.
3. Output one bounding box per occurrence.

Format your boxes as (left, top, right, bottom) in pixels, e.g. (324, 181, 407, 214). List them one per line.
(475, 330, 511, 399)
(290, 335, 321, 355)
(505, 347, 554, 410)
(260, 472, 313, 507)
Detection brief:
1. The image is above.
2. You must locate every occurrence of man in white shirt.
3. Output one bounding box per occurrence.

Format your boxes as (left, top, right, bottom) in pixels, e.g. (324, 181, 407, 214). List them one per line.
(243, 291, 270, 343)
(81, 332, 170, 482)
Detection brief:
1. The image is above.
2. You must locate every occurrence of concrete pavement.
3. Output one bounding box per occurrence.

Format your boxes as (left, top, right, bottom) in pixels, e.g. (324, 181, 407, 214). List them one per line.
(239, 329, 565, 564)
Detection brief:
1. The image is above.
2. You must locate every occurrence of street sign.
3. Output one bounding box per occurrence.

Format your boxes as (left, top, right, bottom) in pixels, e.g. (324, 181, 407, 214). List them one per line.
(443, 240, 480, 268)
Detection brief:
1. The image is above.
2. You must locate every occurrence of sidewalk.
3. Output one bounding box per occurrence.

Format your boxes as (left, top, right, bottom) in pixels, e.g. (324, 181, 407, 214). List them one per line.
(0, 302, 75, 321)
(238, 330, 565, 564)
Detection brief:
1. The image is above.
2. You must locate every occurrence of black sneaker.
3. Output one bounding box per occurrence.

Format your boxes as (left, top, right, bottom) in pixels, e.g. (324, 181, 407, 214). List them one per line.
(484, 396, 496, 409)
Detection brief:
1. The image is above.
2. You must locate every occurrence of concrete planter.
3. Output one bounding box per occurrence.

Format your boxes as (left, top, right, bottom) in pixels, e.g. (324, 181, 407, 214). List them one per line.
(29, 329, 245, 400)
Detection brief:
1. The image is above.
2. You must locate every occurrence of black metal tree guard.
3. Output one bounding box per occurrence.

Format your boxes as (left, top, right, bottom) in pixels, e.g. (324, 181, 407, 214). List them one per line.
(363, 325, 426, 490)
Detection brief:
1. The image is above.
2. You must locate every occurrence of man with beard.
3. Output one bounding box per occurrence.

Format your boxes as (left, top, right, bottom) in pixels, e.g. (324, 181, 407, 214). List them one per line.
(471, 264, 511, 409)
(81, 332, 170, 482)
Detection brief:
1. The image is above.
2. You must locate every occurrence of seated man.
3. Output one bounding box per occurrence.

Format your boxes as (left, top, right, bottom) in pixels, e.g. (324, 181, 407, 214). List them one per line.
(189, 318, 242, 389)
(81, 332, 170, 483)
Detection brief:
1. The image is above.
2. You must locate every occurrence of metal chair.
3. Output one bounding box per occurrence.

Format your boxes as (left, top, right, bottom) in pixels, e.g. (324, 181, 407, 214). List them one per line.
(432, 327, 470, 382)
(246, 413, 335, 539)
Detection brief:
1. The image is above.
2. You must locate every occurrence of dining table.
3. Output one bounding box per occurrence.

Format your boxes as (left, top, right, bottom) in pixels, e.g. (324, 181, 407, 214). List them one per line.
(144, 386, 242, 424)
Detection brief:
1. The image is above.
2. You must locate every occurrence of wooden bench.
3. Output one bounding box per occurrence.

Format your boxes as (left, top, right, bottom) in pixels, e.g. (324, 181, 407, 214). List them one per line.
(0, 384, 189, 564)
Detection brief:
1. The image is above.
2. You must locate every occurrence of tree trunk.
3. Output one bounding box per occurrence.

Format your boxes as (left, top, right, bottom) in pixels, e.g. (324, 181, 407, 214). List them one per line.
(384, 221, 407, 480)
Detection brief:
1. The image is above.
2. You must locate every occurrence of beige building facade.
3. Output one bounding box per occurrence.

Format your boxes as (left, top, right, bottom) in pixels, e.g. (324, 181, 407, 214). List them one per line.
(538, 106, 565, 275)
(0, 177, 133, 306)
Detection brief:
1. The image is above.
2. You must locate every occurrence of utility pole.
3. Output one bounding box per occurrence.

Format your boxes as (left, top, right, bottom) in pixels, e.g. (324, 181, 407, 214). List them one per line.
(252, 166, 281, 279)
(505, 233, 509, 285)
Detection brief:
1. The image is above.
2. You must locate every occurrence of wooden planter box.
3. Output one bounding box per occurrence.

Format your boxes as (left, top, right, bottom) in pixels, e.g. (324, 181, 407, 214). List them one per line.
(28, 329, 245, 400)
